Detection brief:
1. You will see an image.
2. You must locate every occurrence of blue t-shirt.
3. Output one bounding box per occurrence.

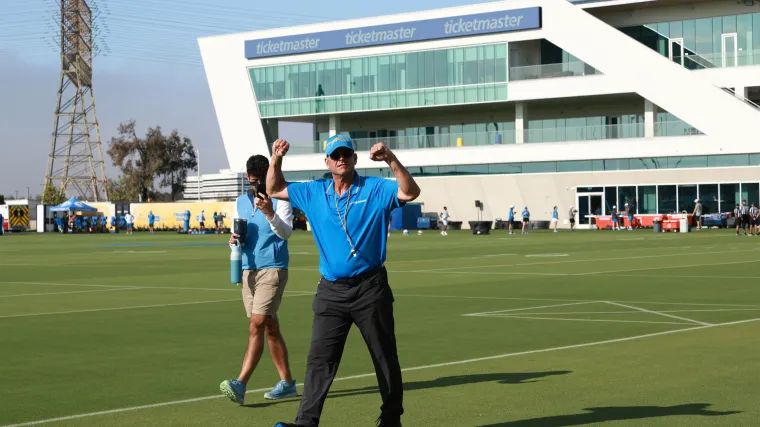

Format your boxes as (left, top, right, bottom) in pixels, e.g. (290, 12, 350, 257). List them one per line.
(287, 172, 401, 281)
(508, 209, 514, 221)
(552, 209, 558, 219)
(522, 209, 530, 219)
(148, 214, 155, 225)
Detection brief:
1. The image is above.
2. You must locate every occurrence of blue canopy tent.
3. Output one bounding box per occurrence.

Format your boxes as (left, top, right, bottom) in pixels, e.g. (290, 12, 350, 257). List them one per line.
(50, 197, 98, 212)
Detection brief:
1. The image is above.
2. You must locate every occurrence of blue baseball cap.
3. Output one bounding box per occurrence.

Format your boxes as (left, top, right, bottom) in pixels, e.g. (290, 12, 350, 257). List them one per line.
(324, 134, 354, 156)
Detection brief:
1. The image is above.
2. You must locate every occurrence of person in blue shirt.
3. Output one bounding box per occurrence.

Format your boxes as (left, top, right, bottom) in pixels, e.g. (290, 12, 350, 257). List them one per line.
(521, 206, 530, 234)
(268, 135, 420, 427)
(551, 206, 559, 233)
(508, 205, 516, 235)
(148, 211, 155, 234)
(0, 213, 4, 236)
(219, 155, 297, 405)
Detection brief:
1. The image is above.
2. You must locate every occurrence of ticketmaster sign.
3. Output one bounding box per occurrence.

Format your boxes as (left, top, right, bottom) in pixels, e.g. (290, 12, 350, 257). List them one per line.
(244, 7, 541, 59)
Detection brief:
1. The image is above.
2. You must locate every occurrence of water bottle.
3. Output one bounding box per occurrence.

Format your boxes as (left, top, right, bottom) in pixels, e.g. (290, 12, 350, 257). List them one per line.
(230, 240, 242, 285)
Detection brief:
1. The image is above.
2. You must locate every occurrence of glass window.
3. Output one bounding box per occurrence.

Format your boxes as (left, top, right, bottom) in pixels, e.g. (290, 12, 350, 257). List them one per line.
(489, 163, 521, 174)
(618, 186, 637, 211)
(741, 183, 760, 205)
(699, 184, 718, 214)
(678, 184, 697, 213)
(709, 154, 749, 167)
(720, 183, 740, 212)
(456, 164, 489, 174)
(558, 161, 593, 172)
(604, 187, 617, 215)
(658, 185, 677, 214)
(522, 162, 556, 174)
(638, 185, 657, 214)
(577, 187, 604, 193)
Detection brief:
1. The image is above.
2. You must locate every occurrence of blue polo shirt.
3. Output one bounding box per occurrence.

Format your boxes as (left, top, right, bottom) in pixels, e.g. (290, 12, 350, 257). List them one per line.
(287, 172, 401, 281)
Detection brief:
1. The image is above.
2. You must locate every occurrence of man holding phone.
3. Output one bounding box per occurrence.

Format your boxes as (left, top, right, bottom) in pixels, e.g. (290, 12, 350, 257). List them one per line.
(219, 154, 297, 404)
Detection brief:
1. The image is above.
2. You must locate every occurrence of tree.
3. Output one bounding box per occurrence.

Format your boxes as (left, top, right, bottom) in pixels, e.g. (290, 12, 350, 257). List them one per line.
(42, 183, 67, 205)
(158, 130, 197, 201)
(107, 120, 197, 202)
(106, 176, 139, 202)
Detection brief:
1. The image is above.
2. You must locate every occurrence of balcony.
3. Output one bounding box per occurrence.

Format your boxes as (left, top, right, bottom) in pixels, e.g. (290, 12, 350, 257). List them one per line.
(509, 61, 600, 81)
(525, 121, 699, 144)
(287, 121, 699, 155)
(683, 50, 760, 70)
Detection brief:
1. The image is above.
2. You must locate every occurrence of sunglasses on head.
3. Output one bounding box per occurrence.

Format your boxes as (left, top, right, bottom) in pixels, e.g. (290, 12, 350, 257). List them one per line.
(329, 148, 354, 161)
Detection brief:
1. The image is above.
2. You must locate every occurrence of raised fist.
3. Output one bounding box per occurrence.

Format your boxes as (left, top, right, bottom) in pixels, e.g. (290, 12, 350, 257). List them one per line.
(369, 142, 393, 162)
(272, 139, 290, 158)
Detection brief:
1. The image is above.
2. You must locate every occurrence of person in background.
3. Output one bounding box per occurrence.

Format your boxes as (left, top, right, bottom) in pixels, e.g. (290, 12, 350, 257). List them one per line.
(734, 203, 745, 236)
(440, 206, 449, 236)
(693, 199, 703, 231)
(508, 205, 515, 235)
(568, 206, 577, 232)
(0, 212, 4, 236)
(626, 202, 634, 231)
(213, 211, 219, 233)
(521, 206, 530, 234)
(125, 212, 134, 234)
(148, 211, 155, 234)
(220, 154, 297, 405)
(750, 202, 759, 236)
(551, 206, 559, 233)
(199, 209, 206, 231)
(610, 205, 619, 231)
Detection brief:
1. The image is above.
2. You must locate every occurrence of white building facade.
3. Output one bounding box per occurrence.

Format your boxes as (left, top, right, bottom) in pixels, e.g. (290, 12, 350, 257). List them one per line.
(198, 0, 760, 228)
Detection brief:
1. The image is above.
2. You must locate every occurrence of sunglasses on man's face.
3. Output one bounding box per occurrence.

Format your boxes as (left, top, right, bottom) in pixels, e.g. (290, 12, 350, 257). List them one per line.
(329, 148, 354, 161)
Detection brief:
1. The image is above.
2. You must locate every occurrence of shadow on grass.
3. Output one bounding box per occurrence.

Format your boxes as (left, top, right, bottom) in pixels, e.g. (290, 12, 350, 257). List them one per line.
(478, 403, 740, 426)
(244, 371, 570, 409)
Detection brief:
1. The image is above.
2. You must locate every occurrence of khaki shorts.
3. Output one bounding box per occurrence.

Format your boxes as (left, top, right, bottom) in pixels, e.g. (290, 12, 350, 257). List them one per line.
(242, 268, 288, 318)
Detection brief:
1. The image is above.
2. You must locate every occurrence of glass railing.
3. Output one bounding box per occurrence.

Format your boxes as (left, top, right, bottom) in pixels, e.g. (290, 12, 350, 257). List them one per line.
(682, 50, 760, 69)
(654, 121, 702, 137)
(524, 121, 700, 143)
(301, 131, 517, 154)
(257, 82, 508, 118)
(525, 122, 645, 143)
(509, 61, 600, 81)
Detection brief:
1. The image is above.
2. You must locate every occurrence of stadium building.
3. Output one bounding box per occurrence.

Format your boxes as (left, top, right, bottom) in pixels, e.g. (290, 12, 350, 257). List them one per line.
(198, 0, 760, 229)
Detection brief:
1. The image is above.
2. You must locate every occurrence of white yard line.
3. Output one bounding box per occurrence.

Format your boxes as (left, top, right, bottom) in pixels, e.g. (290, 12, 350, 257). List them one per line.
(605, 301, 711, 326)
(472, 314, 695, 326)
(0, 294, 313, 319)
(578, 259, 760, 276)
(5, 316, 760, 427)
(392, 293, 760, 308)
(462, 301, 597, 317)
(0, 281, 313, 295)
(0, 288, 141, 298)
(391, 248, 750, 273)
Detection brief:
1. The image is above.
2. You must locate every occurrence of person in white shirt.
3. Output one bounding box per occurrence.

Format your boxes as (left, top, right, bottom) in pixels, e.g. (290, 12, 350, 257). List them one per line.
(440, 206, 449, 236)
(125, 213, 134, 234)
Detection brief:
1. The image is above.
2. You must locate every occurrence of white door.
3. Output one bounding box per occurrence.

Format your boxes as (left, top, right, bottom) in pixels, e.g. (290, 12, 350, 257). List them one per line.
(722, 33, 738, 67)
(669, 38, 684, 67)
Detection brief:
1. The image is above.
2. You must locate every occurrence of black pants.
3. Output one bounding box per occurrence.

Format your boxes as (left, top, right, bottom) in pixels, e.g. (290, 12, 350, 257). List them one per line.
(295, 266, 403, 426)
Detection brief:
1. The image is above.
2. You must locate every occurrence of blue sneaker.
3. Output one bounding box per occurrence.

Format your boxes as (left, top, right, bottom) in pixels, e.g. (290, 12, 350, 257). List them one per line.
(264, 379, 298, 400)
(220, 379, 246, 404)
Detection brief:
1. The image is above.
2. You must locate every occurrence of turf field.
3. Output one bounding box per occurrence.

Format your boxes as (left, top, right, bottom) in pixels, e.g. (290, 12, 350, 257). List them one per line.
(1, 229, 760, 426)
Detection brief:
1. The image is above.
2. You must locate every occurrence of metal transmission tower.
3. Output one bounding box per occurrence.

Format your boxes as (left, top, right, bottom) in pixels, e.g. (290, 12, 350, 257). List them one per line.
(44, 0, 108, 201)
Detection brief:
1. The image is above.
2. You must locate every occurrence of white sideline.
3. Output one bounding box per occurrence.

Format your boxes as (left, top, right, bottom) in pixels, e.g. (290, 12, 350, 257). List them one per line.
(0, 281, 314, 295)
(604, 301, 711, 326)
(472, 314, 695, 326)
(4, 316, 760, 427)
(578, 259, 760, 276)
(462, 301, 597, 317)
(0, 288, 141, 298)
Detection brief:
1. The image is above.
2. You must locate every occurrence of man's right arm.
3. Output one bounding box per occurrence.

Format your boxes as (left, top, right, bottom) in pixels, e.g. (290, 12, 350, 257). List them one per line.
(267, 139, 290, 201)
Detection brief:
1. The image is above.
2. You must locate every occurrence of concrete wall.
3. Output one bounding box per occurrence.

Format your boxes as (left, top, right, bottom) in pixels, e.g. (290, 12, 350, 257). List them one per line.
(412, 165, 760, 228)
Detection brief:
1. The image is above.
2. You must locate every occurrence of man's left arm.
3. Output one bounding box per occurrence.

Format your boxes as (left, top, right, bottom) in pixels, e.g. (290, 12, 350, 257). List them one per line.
(371, 143, 420, 202)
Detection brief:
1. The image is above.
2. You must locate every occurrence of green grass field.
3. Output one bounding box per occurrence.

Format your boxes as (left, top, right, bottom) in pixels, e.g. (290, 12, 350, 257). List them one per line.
(2, 228, 760, 426)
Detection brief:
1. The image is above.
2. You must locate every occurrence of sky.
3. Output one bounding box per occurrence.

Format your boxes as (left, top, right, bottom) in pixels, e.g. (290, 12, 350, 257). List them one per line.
(0, 0, 487, 199)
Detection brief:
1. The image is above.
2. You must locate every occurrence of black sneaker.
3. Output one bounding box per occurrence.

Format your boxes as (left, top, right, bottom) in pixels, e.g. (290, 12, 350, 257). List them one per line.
(376, 414, 402, 427)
